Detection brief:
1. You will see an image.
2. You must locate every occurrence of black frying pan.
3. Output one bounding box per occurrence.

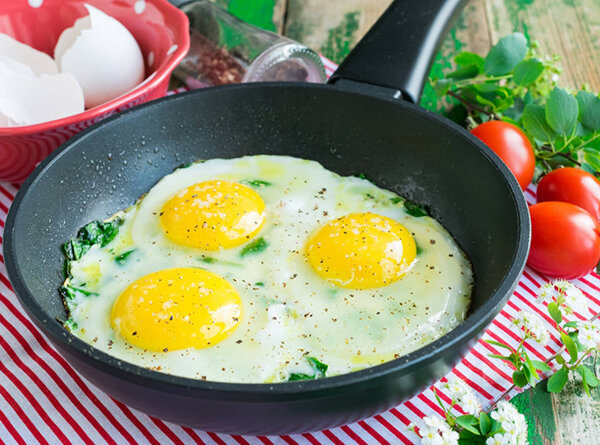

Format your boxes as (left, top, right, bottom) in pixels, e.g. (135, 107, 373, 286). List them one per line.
(3, 0, 530, 435)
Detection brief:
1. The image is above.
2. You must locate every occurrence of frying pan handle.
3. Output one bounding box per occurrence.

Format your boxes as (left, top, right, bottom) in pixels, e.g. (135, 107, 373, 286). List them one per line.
(328, 0, 467, 103)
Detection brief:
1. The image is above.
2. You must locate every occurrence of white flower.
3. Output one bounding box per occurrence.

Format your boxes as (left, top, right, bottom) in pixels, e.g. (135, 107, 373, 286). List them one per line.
(442, 376, 470, 402)
(461, 392, 481, 415)
(423, 415, 449, 432)
(561, 282, 588, 315)
(512, 310, 550, 345)
(486, 434, 510, 445)
(538, 282, 557, 303)
(578, 321, 600, 350)
(440, 429, 459, 444)
(419, 416, 458, 445)
(538, 280, 588, 316)
(441, 376, 481, 415)
(490, 401, 528, 445)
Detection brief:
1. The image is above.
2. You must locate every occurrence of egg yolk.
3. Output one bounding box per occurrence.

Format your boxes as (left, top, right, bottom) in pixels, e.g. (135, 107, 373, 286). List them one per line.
(160, 180, 265, 250)
(110, 268, 242, 352)
(305, 213, 417, 289)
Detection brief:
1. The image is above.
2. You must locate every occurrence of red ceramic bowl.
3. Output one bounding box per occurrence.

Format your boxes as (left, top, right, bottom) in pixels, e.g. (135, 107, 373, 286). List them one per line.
(0, 0, 190, 183)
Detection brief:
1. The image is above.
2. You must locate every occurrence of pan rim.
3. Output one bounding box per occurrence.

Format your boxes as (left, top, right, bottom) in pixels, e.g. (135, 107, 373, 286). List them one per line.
(3, 81, 530, 398)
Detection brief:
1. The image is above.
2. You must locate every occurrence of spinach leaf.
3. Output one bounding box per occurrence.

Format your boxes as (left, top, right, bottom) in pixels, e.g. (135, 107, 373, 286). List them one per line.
(242, 179, 271, 188)
(200, 256, 241, 267)
(240, 237, 268, 257)
(115, 250, 135, 265)
(286, 356, 329, 382)
(63, 219, 122, 262)
(403, 201, 428, 217)
(307, 357, 328, 375)
(287, 373, 316, 381)
(60, 284, 98, 300)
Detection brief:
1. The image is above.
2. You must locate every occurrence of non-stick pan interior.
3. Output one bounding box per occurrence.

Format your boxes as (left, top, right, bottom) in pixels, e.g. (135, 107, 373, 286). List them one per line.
(8, 82, 526, 364)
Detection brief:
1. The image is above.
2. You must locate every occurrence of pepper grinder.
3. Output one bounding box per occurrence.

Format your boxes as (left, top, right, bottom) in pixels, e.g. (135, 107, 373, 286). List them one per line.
(171, 0, 326, 88)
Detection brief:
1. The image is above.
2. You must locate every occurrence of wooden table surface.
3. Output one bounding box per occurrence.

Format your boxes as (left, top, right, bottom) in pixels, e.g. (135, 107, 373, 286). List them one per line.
(213, 1, 600, 443)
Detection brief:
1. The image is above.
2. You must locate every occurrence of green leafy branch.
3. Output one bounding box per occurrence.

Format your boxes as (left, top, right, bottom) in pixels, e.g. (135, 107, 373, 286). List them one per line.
(409, 377, 528, 443)
(485, 281, 600, 409)
(431, 33, 600, 179)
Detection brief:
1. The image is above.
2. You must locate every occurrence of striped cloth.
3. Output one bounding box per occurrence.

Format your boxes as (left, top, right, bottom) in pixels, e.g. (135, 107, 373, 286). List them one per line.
(1, 57, 599, 444)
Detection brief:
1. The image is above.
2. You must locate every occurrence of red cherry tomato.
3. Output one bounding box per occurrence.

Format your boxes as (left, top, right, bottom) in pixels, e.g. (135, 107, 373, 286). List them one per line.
(471, 121, 535, 190)
(537, 167, 600, 220)
(528, 201, 600, 279)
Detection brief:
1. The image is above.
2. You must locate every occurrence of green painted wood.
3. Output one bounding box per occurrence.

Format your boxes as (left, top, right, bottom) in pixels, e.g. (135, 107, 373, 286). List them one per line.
(214, 0, 284, 33)
(319, 11, 361, 63)
(511, 381, 558, 444)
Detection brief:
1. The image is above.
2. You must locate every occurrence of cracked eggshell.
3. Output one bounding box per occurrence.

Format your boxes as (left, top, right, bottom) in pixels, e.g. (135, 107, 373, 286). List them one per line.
(0, 73, 84, 127)
(54, 4, 145, 109)
(0, 33, 58, 75)
(0, 54, 35, 77)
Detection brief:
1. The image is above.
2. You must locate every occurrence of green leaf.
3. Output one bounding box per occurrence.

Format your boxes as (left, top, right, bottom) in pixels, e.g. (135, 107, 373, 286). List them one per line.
(513, 370, 528, 387)
(446, 64, 480, 80)
(200, 256, 241, 267)
(433, 388, 445, 410)
(415, 241, 424, 256)
(524, 354, 540, 381)
(578, 366, 599, 387)
(287, 373, 315, 381)
(563, 321, 580, 329)
(115, 250, 135, 265)
(577, 91, 600, 131)
(583, 147, 600, 172)
(459, 428, 478, 439)
(561, 331, 579, 364)
(484, 33, 528, 76)
(546, 87, 579, 136)
(547, 367, 569, 393)
(479, 412, 491, 436)
(63, 238, 91, 261)
(455, 415, 480, 435)
(522, 104, 557, 143)
(522, 363, 534, 384)
(530, 360, 551, 372)
(287, 356, 329, 381)
(433, 79, 452, 96)
(547, 302, 563, 324)
(486, 340, 514, 351)
(242, 179, 271, 188)
(307, 357, 328, 376)
(489, 419, 504, 436)
(81, 220, 121, 247)
(60, 285, 98, 300)
(513, 58, 545, 86)
(504, 96, 527, 121)
(556, 355, 565, 365)
(64, 318, 78, 331)
(403, 200, 428, 217)
(455, 51, 485, 70)
(488, 354, 515, 363)
(240, 237, 268, 257)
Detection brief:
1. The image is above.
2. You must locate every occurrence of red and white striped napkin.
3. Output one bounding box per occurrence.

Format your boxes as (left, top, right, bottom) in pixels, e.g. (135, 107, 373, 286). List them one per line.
(1, 57, 598, 444)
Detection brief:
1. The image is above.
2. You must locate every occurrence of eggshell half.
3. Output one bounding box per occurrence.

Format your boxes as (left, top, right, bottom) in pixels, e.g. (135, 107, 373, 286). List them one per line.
(0, 33, 58, 75)
(0, 54, 35, 76)
(0, 73, 84, 127)
(55, 4, 145, 109)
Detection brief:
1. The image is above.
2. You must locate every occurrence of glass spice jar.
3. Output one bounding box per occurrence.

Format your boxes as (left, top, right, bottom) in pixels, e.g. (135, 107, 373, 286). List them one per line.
(171, 0, 326, 88)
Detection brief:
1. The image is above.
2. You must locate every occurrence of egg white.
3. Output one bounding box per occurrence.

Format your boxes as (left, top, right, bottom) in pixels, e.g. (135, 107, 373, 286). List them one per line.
(64, 155, 473, 383)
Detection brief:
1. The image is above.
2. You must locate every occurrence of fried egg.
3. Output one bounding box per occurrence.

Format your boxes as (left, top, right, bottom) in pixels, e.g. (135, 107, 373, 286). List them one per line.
(62, 155, 473, 383)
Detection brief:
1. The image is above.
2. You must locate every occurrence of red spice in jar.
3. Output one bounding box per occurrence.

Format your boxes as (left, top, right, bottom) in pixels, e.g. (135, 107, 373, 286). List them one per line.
(179, 31, 245, 87)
